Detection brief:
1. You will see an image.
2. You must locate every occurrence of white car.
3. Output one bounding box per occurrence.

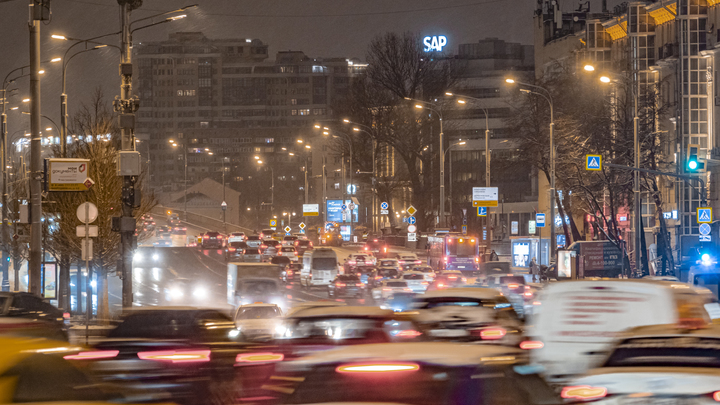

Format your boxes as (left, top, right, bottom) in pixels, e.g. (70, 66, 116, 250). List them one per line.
(233, 303, 284, 340)
(372, 280, 413, 301)
(411, 265, 436, 282)
(562, 323, 720, 403)
(277, 245, 299, 262)
(345, 253, 374, 269)
(397, 253, 422, 267)
(400, 271, 429, 293)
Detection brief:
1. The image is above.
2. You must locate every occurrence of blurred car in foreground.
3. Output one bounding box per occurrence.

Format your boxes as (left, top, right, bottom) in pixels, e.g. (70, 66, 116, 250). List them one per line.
(275, 306, 424, 359)
(562, 323, 720, 404)
(0, 337, 132, 403)
(327, 274, 366, 298)
(81, 308, 243, 405)
(266, 342, 559, 405)
(0, 292, 67, 341)
(234, 303, 284, 341)
(412, 288, 523, 346)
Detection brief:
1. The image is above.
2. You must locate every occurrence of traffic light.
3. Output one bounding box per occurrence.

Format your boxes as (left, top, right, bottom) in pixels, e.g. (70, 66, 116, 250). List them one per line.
(687, 144, 704, 172)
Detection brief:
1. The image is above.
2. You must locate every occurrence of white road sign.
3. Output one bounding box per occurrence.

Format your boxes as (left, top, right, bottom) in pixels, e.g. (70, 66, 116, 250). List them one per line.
(407, 232, 417, 242)
(76, 202, 98, 224)
(472, 187, 498, 207)
(303, 204, 319, 216)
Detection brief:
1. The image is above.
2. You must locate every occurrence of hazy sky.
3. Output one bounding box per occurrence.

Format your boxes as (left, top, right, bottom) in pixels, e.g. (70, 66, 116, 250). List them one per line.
(0, 0, 618, 135)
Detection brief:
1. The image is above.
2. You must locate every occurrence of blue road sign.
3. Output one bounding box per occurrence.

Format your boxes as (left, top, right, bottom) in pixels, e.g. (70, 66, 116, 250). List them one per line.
(700, 223, 711, 235)
(536, 213, 546, 227)
(341, 204, 347, 211)
(408, 216, 417, 225)
(380, 202, 389, 210)
(461, 225, 467, 235)
(557, 234, 566, 248)
(698, 207, 713, 224)
(477, 207, 487, 217)
(586, 154, 602, 170)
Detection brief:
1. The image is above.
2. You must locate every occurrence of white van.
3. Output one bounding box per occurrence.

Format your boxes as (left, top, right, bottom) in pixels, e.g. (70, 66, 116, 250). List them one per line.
(528, 279, 717, 383)
(300, 248, 339, 289)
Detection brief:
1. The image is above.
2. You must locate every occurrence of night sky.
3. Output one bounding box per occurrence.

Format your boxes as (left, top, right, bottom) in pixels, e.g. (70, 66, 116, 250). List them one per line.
(0, 0, 619, 135)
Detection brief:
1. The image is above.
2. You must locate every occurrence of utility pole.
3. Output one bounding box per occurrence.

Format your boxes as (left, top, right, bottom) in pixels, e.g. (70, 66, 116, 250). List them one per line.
(114, 0, 142, 308)
(28, 0, 46, 295)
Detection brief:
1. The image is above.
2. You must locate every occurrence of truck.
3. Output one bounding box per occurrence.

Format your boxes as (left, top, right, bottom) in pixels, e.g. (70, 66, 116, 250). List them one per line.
(227, 262, 286, 310)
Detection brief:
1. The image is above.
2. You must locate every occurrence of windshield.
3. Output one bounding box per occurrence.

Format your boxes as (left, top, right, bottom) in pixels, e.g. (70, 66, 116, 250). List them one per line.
(380, 260, 396, 267)
(387, 281, 408, 287)
(605, 337, 720, 368)
(337, 275, 360, 282)
(403, 274, 424, 280)
(312, 257, 337, 269)
(236, 306, 281, 320)
(297, 241, 310, 246)
(446, 239, 477, 256)
(418, 297, 504, 309)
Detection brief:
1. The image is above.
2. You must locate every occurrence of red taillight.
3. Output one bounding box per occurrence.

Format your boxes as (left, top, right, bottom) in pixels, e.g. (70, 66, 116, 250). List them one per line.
(421, 281, 429, 285)
(355, 283, 364, 287)
(520, 341, 544, 350)
(336, 363, 419, 373)
(364, 247, 368, 251)
(508, 283, 519, 289)
(138, 350, 211, 363)
(64, 350, 119, 360)
(394, 330, 422, 338)
(203, 235, 209, 239)
(63, 312, 70, 319)
(523, 291, 533, 298)
(235, 352, 284, 363)
(713, 391, 720, 401)
(480, 328, 507, 340)
(561, 386, 608, 401)
(337, 283, 346, 287)
(474, 257, 479, 263)
(229, 248, 236, 252)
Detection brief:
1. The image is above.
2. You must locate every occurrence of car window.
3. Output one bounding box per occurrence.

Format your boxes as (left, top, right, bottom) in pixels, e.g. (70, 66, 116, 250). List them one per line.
(108, 311, 196, 338)
(336, 275, 360, 282)
(605, 337, 720, 368)
(236, 306, 282, 320)
(380, 260, 396, 266)
(197, 311, 237, 341)
(387, 281, 408, 287)
(403, 274, 424, 280)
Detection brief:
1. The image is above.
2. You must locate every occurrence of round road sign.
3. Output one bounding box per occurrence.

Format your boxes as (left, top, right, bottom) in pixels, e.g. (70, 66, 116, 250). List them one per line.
(76, 202, 98, 224)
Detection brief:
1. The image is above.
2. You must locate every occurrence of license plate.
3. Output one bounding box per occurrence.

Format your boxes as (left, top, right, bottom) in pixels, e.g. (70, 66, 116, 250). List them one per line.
(429, 329, 470, 337)
(458, 266, 465, 269)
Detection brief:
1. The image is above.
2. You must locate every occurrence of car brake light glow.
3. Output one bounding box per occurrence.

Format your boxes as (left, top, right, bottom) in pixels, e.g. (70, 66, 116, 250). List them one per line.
(336, 283, 346, 287)
(480, 328, 507, 340)
(713, 391, 720, 401)
(287, 270, 293, 275)
(437, 283, 445, 288)
(64, 350, 119, 360)
(560, 386, 608, 400)
(235, 352, 284, 363)
(421, 281, 428, 285)
(336, 363, 420, 373)
(356, 283, 364, 287)
(474, 257, 479, 263)
(137, 350, 211, 363)
(392, 330, 423, 338)
(508, 283, 519, 289)
(523, 291, 533, 298)
(519, 341, 544, 350)
(382, 288, 391, 291)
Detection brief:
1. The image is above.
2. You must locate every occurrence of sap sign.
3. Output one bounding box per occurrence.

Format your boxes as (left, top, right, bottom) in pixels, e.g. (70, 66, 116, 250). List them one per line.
(423, 35, 447, 52)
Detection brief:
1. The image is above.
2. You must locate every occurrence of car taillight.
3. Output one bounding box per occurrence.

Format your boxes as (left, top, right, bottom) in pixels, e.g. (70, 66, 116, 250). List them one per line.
(337, 283, 346, 287)
(383, 247, 387, 252)
(561, 386, 608, 401)
(364, 247, 368, 251)
(356, 283, 364, 287)
(415, 260, 421, 264)
(421, 281, 428, 285)
(229, 248, 236, 252)
(64, 350, 119, 360)
(236, 352, 284, 364)
(523, 291, 533, 298)
(356, 272, 361, 276)
(474, 257, 479, 263)
(480, 328, 507, 340)
(382, 288, 391, 291)
(392, 330, 422, 338)
(520, 341, 544, 350)
(713, 391, 720, 401)
(336, 363, 419, 373)
(138, 350, 211, 363)
(287, 270, 293, 275)
(203, 235, 209, 239)
(508, 283, 519, 289)
(437, 283, 445, 288)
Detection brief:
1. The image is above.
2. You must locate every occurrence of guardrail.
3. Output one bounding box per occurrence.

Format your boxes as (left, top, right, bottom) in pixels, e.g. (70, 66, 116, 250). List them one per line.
(150, 205, 254, 234)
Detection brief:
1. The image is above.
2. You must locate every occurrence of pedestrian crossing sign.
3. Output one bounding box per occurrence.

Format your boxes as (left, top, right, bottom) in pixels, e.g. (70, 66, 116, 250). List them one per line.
(585, 154, 602, 171)
(698, 207, 712, 224)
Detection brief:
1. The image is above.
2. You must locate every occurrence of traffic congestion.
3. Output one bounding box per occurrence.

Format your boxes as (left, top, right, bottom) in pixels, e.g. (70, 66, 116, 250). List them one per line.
(1, 218, 720, 405)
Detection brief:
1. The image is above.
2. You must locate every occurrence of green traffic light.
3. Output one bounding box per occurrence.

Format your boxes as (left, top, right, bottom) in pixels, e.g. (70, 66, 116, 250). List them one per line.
(689, 160, 698, 170)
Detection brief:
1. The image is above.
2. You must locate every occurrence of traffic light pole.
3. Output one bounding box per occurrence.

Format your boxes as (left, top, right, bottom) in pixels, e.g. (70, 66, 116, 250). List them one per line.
(604, 162, 707, 206)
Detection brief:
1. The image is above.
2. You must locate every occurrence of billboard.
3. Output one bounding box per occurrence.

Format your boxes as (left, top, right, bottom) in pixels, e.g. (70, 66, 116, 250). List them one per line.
(326, 200, 358, 223)
(46, 158, 90, 191)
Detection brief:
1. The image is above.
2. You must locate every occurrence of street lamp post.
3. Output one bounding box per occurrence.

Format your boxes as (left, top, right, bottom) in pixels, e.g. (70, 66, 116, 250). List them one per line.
(169, 139, 188, 221)
(405, 98, 445, 227)
(445, 141, 466, 227)
(326, 132, 353, 241)
(505, 79, 555, 264)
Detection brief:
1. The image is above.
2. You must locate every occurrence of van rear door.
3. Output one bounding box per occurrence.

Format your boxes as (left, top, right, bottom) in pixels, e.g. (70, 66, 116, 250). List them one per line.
(532, 281, 675, 380)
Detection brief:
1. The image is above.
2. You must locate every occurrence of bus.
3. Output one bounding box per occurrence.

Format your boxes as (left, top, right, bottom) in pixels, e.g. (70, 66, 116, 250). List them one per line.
(427, 233, 480, 272)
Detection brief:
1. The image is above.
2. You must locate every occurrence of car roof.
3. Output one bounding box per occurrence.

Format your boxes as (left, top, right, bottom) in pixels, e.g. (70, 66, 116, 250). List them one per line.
(621, 323, 720, 339)
(544, 279, 714, 296)
(287, 306, 394, 319)
(281, 342, 523, 370)
(239, 303, 280, 308)
(420, 287, 503, 300)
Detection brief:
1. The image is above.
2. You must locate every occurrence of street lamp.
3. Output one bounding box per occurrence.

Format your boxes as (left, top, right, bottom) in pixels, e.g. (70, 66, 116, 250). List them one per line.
(585, 64, 640, 275)
(405, 97, 445, 227)
(444, 141, 466, 226)
(505, 78, 556, 264)
(341, 119, 377, 232)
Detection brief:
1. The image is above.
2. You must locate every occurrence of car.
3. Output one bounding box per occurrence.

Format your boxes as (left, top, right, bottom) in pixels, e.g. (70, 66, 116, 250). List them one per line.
(377, 258, 401, 273)
(261, 239, 280, 260)
(282, 235, 298, 245)
(294, 239, 313, 256)
(344, 253, 374, 271)
(233, 303, 284, 341)
(82, 308, 242, 405)
(412, 265, 437, 281)
(372, 279, 414, 301)
(354, 265, 378, 286)
(486, 273, 531, 317)
(561, 323, 720, 404)
(0, 336, 140, 404)
(264, 342, 559, 405)
(260, 229, 274, 239)
(245, 235, 263, 248)
(163, 277, 211, 304)
(0, 292, 67, 341)
(320, 231, 343, 246)
(270, 256, 292, 281)
(284, 300, 348, 317)
(200, 231, 224, 249)
(277, 245, 299, 262)
(286, 262, 302, 282)
(328, 274, 367, 298)
(225, 240, 247, 261)
(364, 238, 390, 257)
(156, 225, 172, 239)
(142, 219, 156, 232)
(242, 248, 263, 263)
(400, 271, 430, 293)
(228, 232, 246, 242)
(167, 212, 181, 226)
(427, 271, 467, 290)
(397, 253, 422, 269)
(412, 288, 523, 346)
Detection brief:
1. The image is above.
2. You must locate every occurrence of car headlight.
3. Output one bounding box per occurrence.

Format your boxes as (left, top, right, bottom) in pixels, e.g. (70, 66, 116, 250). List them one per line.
(169, 287, 183, 300)
(133, 252, 142, 262)
(228, 329, 240, 338)
(193, 286, 208, 299)
(152, 253, 160, 262)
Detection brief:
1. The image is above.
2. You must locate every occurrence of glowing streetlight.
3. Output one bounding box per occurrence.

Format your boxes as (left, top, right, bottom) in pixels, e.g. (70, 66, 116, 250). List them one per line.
(457, 99, 466, 104)
(414, 104, 423, 109)
(505, 78, 515, 83)
(600, 76, 611, 83)
(22, 98, 30, 103)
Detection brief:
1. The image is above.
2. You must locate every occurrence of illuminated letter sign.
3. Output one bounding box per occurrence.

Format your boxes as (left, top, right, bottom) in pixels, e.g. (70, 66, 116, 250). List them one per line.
(423, 35, 447, 52)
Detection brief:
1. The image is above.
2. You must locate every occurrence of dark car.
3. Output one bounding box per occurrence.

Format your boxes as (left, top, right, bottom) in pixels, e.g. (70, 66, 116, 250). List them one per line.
(287, 263, 302, 282)
(295, 239, 314, 256)
(364, 238, 389, 258)
(156, 225, 172, 239)
(201, 231, 224, 249)
(79, 308, 245, 405)
(226, 241, 248, 261)
(0, 292, 67, 341)
(328, 275, 366, 298)
(263, 342, 559, 405)
(355, 266, 378, 287)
